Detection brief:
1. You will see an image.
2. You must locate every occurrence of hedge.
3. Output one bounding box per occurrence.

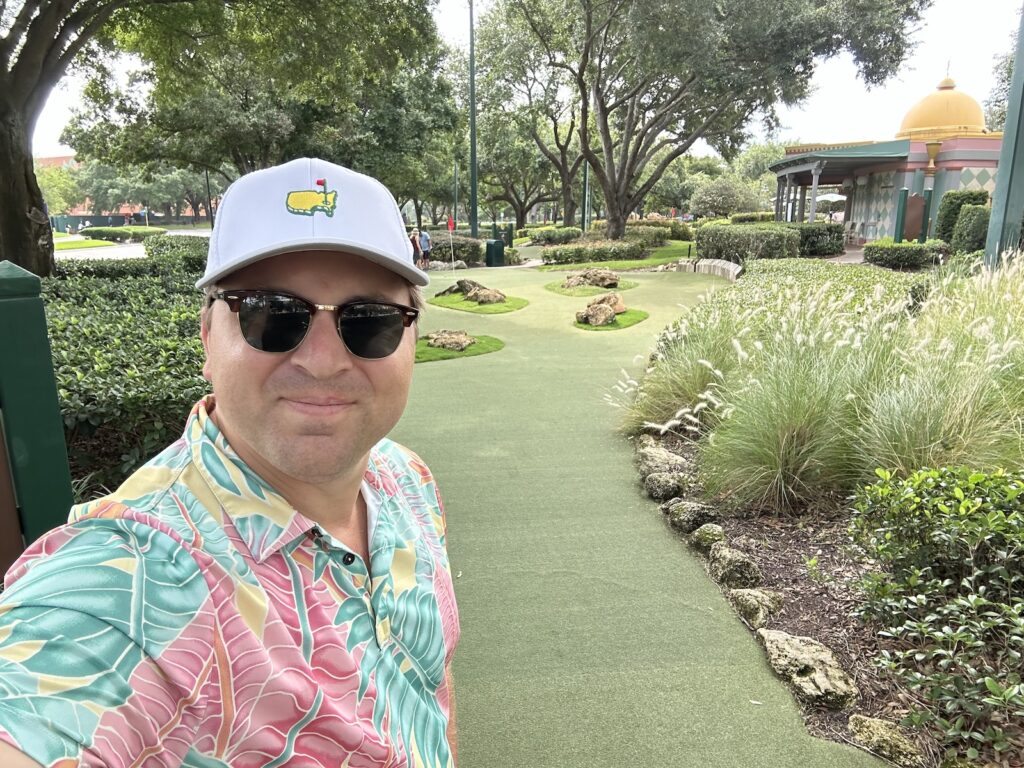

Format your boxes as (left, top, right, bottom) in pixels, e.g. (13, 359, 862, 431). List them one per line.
(78, 225, 168, 243)
(625, 219, 693, 240)
(863, 237, 950, 270)
(541, 240, 645, 264)
(783, 222, 845, 256)
(951, 204, 990, 254)
(530, 226, 583, 245)
(729, 211, 776, 224)
(694, 223, 799, 264)
(935, 189, 989, 243)
(622, 225, 668, 247)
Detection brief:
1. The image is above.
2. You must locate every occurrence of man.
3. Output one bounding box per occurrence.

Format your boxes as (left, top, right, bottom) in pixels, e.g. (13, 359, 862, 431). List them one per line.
(0, 158, 460, 767)
(418, 228, 432, 269)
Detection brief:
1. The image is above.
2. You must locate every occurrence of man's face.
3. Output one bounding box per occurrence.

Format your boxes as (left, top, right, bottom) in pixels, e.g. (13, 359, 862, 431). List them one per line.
(201, 250, 416, 486)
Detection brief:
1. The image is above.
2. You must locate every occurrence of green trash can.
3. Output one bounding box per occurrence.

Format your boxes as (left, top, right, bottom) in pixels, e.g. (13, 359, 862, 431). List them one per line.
(485, 239, 505, 267)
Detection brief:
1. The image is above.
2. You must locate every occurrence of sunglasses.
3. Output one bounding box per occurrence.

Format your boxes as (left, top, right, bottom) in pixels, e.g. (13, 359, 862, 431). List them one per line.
(212, 290, 419, 359)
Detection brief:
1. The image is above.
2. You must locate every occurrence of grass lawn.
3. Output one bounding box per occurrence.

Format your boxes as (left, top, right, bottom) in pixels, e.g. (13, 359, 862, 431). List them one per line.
(513, 237, 531, 247)
(53, 231, 70, 239)
(162, 223, 213, 231)
(537, 240, 696, 271)
(416, 335, 504, 363)
(574, 308, 649, 331)
(427, 293, 529, 314)
(544, 279, 639, 297)
(54, 239, 115, 251)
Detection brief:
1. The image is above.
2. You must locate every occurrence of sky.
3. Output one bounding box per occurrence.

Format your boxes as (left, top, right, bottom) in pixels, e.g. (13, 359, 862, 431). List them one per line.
(32, 0, 1023, 159)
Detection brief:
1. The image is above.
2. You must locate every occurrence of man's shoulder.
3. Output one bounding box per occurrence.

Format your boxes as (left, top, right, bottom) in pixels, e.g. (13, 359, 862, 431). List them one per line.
(371, 439, 433, 481)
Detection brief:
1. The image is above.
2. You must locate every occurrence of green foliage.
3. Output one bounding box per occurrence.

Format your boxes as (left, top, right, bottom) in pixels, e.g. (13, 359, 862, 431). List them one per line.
(53, 239, 114, 251)
(694, 223, 799, 264)
(936, 190, 989, 243)
(851, 468, 1024, 761)
(432, 234, 485, 263)
(142, 234, 210, 272)
(574, 308, 648, 331)
(689, 175, 759, 218)
(863, 237, 950, 270)
(951, 204, 990, 254)
(626, 219, 692, 240)
(531, 226, 583, 245)
(729, 212, 776, 223)
(784, 222, 845, 256)
(622, 225, 668, 247)
(541, 240, 646, 264)
(35, 163, 82, 215)
(79, 226, 167, 242)
(415, 335, 505, 363)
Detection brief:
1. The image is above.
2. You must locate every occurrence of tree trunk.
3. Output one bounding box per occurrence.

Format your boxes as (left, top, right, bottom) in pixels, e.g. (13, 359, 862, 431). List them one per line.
(604, 201, 627, 239)
(562, 190, 577, 228)
(0, 102, 54, 277)
(515, 208, 527, 230)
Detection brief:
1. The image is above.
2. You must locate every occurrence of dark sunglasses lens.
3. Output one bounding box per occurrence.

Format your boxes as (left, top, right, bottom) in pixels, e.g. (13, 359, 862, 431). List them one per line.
(238, 294, 311, 352)
(339, 304, 406, 359)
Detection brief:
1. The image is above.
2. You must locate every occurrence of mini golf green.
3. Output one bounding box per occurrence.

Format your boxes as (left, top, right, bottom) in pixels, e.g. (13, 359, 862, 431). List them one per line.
(573, 307, 648, 330)
(544, 279, 639, 297)
(427, 294, 529, 314)
(416, 335, 504, 363)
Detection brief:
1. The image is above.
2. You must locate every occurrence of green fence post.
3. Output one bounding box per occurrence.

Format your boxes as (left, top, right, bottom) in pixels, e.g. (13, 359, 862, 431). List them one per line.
(0, 261, 74, 551)
(893, 188, 909, 243)
(918, 189, 933, 244)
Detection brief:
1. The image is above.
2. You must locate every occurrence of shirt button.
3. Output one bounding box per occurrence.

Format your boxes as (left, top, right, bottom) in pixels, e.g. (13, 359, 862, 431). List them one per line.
(342, 552, 356, 566)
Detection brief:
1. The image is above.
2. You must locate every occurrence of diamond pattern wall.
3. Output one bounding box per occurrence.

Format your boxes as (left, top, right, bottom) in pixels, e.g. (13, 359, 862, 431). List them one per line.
(960, 167, 997, 195)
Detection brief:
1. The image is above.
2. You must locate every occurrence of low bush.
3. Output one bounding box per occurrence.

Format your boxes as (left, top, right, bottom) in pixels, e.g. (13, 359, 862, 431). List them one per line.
(432, 234, 484, 263)
(626, 219, 692, 240)
(531, 226, 583, 245)
(79, 225, 167, 242)
(951, 203, 990, 254)
(144, 234, 209, 272)
(783, 222, 845, 256)
(729, 212, 776, 224)
(541, 239, 645, 264)
(694, 223, 799, 264)
(622, 225, 667, 248)
(851, 467, 1024, 762)
(935, 189, 989, 243)
(863, 237, 950, 270)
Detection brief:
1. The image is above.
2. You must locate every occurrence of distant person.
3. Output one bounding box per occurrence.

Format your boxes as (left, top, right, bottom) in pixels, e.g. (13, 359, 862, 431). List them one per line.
(64, 224, 71, 235)
(82, 219, 91, 229)
(409, 227, 423, 269)
(419, 228, 432, 268)
(124, 215, 131, 226)
(107, 216, 113, 226)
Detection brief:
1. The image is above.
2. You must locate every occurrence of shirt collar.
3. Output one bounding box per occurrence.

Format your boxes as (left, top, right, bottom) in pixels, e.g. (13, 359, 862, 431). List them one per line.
(186, 396, 396, 563)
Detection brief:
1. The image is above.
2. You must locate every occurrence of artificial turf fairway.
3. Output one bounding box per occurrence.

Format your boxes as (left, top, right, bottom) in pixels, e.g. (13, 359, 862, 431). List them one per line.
(392, 266, 886, 768)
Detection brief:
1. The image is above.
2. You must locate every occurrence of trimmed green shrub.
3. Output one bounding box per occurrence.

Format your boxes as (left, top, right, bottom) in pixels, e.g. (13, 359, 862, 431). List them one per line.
(626, 219, 692, 240)
(429, 234, 484, 262)
(79, 225, 167, 242)
(863, 237, 950, 270)
(951, 203, 990, 254)
(622, 225, 667, 247)
(694, 223, 799, 264)
(851, 467, 1024, 762)
(935, 189, 989, 243)
(541, 240, 645, 264)
(531, 226, 583, 245)
(783, 222, 845, 256)
(144, 234, 209, 272)
(729, 211, 776, 224)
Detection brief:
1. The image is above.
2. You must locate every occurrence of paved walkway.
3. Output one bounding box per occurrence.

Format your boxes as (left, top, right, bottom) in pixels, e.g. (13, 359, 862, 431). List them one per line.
(392, 267, 884, 768)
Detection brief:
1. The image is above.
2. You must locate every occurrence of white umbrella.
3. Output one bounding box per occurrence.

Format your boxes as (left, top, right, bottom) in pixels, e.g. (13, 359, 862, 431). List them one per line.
(816, 193, 846, 202)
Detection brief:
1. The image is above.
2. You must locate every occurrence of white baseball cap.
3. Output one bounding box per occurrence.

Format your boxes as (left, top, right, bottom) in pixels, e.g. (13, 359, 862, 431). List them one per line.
(197, 158, 428, 289)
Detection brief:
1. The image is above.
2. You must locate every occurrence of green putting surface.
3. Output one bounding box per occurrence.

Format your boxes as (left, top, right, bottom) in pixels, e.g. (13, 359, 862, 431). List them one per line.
(392, 266, 884, 768)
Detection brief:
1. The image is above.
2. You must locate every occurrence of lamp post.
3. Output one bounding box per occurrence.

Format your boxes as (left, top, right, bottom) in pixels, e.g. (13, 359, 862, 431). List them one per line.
(468, 0, 478, 239)
(204, 168, 215, 228)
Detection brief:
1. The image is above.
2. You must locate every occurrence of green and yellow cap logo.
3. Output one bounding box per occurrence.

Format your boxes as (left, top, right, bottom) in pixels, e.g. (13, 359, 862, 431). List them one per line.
(286, 177, 337, 217)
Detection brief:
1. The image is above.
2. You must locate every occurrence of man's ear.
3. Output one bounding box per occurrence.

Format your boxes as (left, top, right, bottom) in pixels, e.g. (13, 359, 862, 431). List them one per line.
(200, 306, 214, 383)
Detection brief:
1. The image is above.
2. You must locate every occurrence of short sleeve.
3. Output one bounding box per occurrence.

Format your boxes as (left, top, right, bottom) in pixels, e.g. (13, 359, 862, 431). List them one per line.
(0, 518, 214, 767)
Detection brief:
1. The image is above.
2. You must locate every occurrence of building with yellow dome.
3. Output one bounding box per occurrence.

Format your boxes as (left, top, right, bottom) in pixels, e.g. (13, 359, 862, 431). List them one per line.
(769, 78, 1002, 242)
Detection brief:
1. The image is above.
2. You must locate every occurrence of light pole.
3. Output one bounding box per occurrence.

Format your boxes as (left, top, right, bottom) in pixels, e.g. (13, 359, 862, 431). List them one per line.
(468, 0, 478, 239)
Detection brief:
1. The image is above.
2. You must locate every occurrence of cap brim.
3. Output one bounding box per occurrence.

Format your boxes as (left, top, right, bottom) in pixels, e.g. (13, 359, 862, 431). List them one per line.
(195, 238, 429, 289)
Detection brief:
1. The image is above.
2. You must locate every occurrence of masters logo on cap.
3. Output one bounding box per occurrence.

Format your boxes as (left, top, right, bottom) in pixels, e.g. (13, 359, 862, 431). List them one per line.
(286, 177, 337, 217)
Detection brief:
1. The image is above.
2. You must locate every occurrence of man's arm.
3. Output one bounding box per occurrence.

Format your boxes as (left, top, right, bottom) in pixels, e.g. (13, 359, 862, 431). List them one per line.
(0, 741, 43, 767)
(446, 663, 457, 766)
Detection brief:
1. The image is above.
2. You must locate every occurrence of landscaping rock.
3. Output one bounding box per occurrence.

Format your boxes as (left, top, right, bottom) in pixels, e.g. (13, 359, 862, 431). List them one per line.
(636, 442, 687, 478)
(587, 292, 627, 314)
(436, 278, 486, 296)
(664, 500, 716, 533)
(728, 589, 783, 629)
(575, 303, 616, 326)
(847, 715, 924, 768)
(689, 524, 724, 553)
(428, 260, 468, 271)
(643, 472, 686, 501)
(563, 268, 619, 289)
(465, 287, 507, 304)
(708, 542, 762, 588)
(426, 330, 476, 352)
(756, 629, 859, 710)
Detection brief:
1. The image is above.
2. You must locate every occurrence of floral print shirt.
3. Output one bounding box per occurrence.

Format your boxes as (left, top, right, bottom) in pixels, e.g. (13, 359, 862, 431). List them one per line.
(0, 397, 459, 767)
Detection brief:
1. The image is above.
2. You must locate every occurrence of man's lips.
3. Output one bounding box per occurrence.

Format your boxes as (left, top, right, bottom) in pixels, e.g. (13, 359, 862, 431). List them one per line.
(281, 396, 355, 415)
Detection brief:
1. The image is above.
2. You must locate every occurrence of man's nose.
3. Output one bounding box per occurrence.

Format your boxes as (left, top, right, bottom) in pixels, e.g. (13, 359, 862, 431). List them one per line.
(289, 309, 354, 375)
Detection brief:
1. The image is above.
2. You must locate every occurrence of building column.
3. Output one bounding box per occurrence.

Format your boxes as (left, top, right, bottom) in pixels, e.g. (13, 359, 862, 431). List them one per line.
(783, 175, 793, 222)
(808, 163, 823, 221)
(797, 186, 807, 221)
(774, 178, 784, 221)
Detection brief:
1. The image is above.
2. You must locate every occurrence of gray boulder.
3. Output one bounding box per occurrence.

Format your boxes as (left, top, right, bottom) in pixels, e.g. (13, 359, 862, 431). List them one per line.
(428, 259, 469, 271)
(708, 542, 762, 588)
(435, 278, 486, 296)
(426, 330, 476, 352)
(728, 589, 783, 629)
(847, 715, 924, 768)
(563, 268, 619, 289)
(576, 303, 616, 326)
(664, 500, 716, 533)
(588, 292, 627, 314)
(465, 287, 507, 304)
(756, 629, 859, 710)
(643, 472, 686, 501)
(689, 524, 724, 553)
(636, 442, 687, 478)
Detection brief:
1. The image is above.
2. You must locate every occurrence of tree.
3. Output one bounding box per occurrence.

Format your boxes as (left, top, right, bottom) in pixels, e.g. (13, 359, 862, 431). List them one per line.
(732, 141, 786, 209)
(1, 0, 434, 276)
(646, 154, 726, 213)
(689, 175, 758, 218)
(510, 0, 933, 239)
(478, 109, 558, 229)
(985, 30, 1016, 132)
(35, 163, 82, 215)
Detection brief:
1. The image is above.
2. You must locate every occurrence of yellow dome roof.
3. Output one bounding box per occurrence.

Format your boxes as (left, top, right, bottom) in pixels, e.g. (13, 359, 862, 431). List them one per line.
(896, 78, 987, 140)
